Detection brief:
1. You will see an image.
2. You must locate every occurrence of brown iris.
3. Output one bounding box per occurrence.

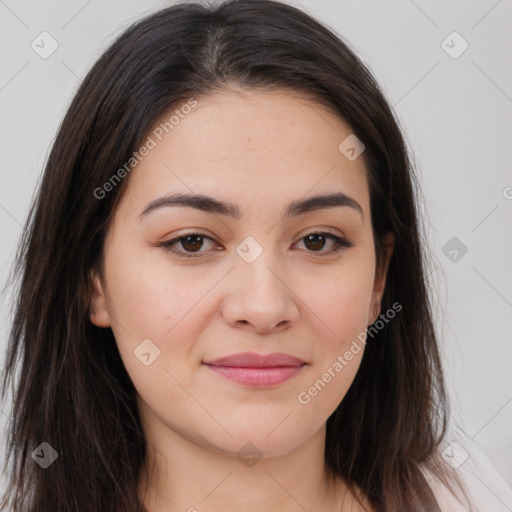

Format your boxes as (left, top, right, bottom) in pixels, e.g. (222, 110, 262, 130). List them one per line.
(303, 233, 327, 251)
(180, 235, 204, 252)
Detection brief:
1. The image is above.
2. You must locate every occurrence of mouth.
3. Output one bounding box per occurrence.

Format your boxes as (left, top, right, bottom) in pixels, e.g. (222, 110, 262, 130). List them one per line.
(202, 352, 307, 387)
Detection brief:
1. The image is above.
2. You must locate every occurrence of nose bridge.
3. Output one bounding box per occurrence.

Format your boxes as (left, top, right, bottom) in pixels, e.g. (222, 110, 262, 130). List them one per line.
(222, 235, 299, 332)
(235, 236, 286, 301)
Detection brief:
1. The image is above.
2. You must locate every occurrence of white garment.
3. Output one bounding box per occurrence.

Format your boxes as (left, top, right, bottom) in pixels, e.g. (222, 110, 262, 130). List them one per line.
(424, 436, 512, 512)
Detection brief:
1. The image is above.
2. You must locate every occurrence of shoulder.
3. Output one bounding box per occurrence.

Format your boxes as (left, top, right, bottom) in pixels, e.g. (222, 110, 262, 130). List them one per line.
(423, 435, 512, 512)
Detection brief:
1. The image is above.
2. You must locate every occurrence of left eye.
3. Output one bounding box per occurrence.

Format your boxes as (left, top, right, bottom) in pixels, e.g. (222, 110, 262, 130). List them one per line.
(293, 232, 353, 254)
(159, 232, 353, 259)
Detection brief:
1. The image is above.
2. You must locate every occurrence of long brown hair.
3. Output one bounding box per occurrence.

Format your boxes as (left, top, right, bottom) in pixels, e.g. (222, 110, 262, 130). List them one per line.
(1, 1, 472, 510)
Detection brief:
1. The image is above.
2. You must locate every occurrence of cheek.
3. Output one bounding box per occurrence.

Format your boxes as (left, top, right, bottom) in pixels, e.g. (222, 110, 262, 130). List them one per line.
(306, 260, 375, 343)
(297, 258, 374, 407)
(102, 242, 220, 387)
(104, 259, 206, 404)
(297, 277, 371, 416)
(104, 239, 210, 335)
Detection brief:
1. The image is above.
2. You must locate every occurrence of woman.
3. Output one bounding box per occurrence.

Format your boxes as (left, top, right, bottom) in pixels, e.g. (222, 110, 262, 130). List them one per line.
(0, 0, 504, 510)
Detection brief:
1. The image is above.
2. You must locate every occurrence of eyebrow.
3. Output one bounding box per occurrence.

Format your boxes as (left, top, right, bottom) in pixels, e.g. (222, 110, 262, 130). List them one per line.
(138, 191, 364, 221)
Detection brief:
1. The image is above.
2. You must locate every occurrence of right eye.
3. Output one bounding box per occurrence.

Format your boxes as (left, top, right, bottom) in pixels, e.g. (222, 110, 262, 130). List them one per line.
(158, 233, 221, 259)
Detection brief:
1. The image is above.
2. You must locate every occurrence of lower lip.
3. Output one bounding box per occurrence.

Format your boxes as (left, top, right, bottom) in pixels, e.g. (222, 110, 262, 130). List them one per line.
(203, 364, 305, 386)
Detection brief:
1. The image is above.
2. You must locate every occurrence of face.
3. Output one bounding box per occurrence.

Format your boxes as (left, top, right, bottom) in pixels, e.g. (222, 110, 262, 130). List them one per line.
(89, 88, 394, 459)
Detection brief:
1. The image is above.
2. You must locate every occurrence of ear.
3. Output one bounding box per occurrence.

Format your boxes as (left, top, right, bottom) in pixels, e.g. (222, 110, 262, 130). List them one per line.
(368, 232, 395, 325)
(88, 269, 111, 328)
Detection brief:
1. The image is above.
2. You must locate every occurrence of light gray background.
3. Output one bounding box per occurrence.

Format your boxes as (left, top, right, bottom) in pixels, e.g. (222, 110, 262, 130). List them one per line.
(0, 0, 511, 497)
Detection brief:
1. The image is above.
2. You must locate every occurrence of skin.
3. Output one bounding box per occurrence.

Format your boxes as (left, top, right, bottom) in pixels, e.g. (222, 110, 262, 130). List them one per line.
(89, 87, 394, 512)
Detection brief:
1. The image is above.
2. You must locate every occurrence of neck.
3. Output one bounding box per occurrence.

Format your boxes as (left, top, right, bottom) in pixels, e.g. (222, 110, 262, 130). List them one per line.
(136, 410, 351, 512)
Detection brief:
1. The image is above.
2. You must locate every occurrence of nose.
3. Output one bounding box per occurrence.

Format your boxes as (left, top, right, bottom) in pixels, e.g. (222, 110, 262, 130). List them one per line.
(221, 253, 300, 334)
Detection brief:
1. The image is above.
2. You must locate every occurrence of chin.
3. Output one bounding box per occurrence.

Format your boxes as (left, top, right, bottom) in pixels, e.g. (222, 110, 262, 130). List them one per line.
(198, 417, 317, 460)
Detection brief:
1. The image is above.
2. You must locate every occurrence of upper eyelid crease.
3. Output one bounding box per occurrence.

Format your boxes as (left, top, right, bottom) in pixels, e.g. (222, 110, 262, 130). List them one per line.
(138, 192, 364, 222)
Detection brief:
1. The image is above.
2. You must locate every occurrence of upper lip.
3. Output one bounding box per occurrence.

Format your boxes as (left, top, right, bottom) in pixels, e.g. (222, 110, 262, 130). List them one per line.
(203, 352, 306, 368)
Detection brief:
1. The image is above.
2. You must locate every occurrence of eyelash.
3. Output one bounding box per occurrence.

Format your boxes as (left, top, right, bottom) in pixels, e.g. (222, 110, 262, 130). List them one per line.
(158, 231, 354, 259)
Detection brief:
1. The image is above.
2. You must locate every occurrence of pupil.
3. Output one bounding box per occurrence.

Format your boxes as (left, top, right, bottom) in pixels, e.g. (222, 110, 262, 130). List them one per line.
(182, 235, 203, 252)
(305, 234, 325, 251)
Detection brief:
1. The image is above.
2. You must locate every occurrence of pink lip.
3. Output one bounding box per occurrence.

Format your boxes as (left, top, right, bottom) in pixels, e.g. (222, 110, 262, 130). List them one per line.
(202, 352, 306, 387)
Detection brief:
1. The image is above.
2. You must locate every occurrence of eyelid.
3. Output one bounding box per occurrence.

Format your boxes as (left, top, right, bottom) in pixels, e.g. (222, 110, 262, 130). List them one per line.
(158, 230, 353, 259)
(159, 232, 218, 259)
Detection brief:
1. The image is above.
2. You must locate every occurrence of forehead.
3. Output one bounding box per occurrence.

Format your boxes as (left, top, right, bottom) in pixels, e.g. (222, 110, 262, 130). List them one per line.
(118, 88, 370, 219)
